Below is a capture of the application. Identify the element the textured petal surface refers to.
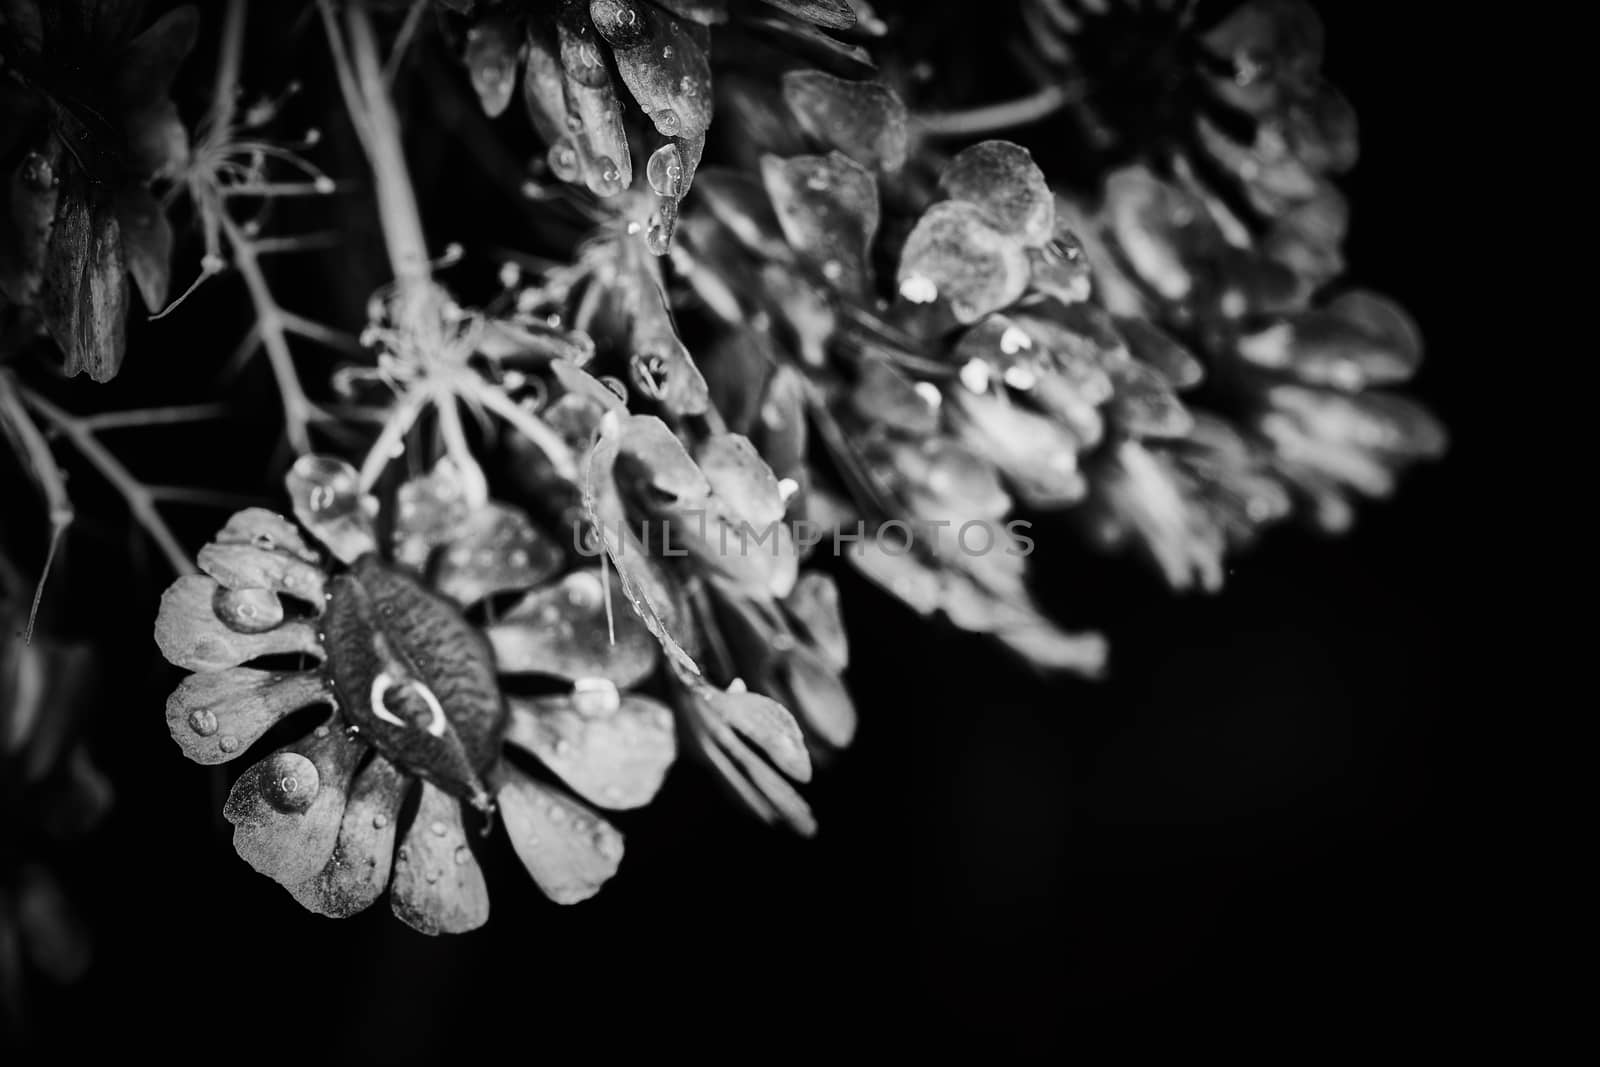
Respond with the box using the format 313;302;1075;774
498;764;625;904
390;781;490;935
288;754;409;918
165;668;330;765
506;691;677;809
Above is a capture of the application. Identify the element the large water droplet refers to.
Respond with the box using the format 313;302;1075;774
645;143;683;199
213;587;285;634
189;710;219;736
261;753;319;813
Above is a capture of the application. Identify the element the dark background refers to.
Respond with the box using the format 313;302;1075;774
12;1;1516;1058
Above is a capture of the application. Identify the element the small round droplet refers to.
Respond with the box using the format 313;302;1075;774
219;735;241;753
425;868;441;884
593;829;622;861
430;820;449;838
899;275;938;304
372;813;390;830
189;709;219;736
652;108;682;136
548;141;582;182
959;358;993;394
454;845;472;865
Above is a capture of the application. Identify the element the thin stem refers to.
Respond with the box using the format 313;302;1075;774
281;311;364;355
917;83;1080;137
358;390;429;492
220;212;318;453
337;0;432;293
383;0;429;85
80;405;231;432
18;388;197;579
460;377;578;483
0;372;73;643
207;0;249;136
434;390;488;507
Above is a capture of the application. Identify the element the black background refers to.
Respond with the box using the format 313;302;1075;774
10;0;1517;1058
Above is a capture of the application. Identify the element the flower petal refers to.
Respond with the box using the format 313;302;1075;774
286;455;376;564
506;692;677;810
760;150;879;295
488;570;659;686
213;508;319;563
896;200;1030;324
116;186;172;311
287;754;409;918
223;727;363;886
390;781;490;935
434;506;566;608
700;683;810;783
754;0;857;29
773;644;855;749
781;70;907;172
464;12;520;117
154;575;322;672
41;184;128;382
556;10;632;196
783;572;849;671
497;764;625;904
196;543;326;603
939;140;1054;247
165;667;330;765
689;716;817;836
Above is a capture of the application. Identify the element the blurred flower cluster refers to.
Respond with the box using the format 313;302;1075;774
1;0;1442;947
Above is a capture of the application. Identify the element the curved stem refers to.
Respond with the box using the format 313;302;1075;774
17;387;197;579
916;83;1079;138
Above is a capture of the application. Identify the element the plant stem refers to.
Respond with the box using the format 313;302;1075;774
220;212;318;453
18;388;197;579
207;0;249;136
917;84;1079;137
339;0;432;294
0;371;73;643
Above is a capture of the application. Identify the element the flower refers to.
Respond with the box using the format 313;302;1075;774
678;80;1107;670
444;0;872;251
0;1;196;379
1018;0;1354;286
153;454;679;931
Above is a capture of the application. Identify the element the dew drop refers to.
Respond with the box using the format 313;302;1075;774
821;260;844;281
594;829;622;861
262;753;318;813
425;867;441;884
899;275;938;304
219;735;240;753
652;108;682;136
372;813;390;829
914;382;944;410
1002;364;1038;391
999;325;1033;355
959;359;992;394
189;710;219;736
548;141;583;182
454;845;471;865
572;677;621;718
430;820;449;838
645;143;683;198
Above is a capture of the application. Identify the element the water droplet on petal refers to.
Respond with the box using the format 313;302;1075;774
572;677;621;718
219;735;240;753
900;275;939;304
652;108;682;136
548;141;582;182
189;710;219;736
645;143;683;199
372;813;389;829
454;845;471;865
430;820;449;838
960;358;992;394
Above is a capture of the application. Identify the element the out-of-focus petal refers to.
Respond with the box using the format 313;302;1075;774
939;140;1055;247
896;200;1031;324
760;150;879;295
781;69;907;172
489;569;660;685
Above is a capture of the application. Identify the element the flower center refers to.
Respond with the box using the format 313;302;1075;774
322;555;507;810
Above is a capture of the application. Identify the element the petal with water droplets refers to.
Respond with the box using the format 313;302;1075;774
702;684;810;783
165;667;330;765
940;140;1054;246
224;728;362;886
391;781;490;935
288;754;409;918
783;572;849;671
154;576;323;672
506;692;677;810
897;201;1030;324
754;0;856;29
489;569;660;686
286;455;375;564
196;543;326;604
498;765;624;904
433;506;565;608
213;508;319;563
